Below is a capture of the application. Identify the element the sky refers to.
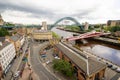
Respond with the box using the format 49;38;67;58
0;0;120;24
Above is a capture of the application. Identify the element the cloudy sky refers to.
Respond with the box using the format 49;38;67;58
0;0;120;24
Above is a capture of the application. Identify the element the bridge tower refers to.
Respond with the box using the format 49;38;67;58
0;14;4;26
41;21;48;30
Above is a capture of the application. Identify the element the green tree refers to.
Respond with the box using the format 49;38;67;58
0;28;9;37
108;26;120;32
5;22;15;27
52;32;60;38
53;59;74;77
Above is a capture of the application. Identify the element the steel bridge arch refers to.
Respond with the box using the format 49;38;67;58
50;17;84;31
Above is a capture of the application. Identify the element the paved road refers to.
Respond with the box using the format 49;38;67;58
30;42;58;80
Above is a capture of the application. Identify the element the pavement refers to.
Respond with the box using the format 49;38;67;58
18;63;39;80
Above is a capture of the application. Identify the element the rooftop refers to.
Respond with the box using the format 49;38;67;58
55;42;106;76
33;30;51;33
0;37;5;42
10;34;22;41
108;20;120;22
0;41;11;50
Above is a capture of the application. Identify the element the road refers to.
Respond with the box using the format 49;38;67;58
30;42;58;80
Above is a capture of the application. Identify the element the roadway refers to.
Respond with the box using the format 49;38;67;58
29;41;58;80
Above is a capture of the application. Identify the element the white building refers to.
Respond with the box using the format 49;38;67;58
0;41;16;74
20;35;25;46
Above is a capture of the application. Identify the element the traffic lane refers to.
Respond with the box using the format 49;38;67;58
30;46;48;80
30;43;57;80
33;46;57;80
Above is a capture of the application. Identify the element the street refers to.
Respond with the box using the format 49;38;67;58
30;41;58;80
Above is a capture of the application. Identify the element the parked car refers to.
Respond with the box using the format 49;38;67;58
14;71;21;78
107;64;113;68
46;60;52;64
54;56;60;59
111;66;118;70
116;68;120;73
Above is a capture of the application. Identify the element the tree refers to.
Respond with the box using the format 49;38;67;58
108;26;120;32
53;59;74;77
52;32;60;38
0;28;9;37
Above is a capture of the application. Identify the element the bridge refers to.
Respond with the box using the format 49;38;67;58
50;17;84;31
66;31;110;41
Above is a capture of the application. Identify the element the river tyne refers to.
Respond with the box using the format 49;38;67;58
52;27;120;66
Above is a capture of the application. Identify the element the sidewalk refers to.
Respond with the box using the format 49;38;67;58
19;63;39;80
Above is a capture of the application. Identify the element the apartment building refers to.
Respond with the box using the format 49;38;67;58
0;41;16;78
107;20;120;26
6;34;25;56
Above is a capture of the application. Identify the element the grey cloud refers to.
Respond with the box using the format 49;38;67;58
70;7;98;20
0;1;55;18
0;0;100;23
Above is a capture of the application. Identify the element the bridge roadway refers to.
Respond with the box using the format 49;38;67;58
29;42;57;80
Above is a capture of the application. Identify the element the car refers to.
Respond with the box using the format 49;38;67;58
97;57;101;61
14;71;21;78
46;60;51;64
54;56;60;59
107;64;113;68
116;68;120;73
111;66;118;70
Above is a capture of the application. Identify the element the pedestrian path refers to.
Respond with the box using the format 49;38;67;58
19;63;39;80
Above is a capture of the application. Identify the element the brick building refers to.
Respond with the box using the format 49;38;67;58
54;42;106;80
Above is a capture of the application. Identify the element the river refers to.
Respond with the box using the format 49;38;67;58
52;27;120;66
